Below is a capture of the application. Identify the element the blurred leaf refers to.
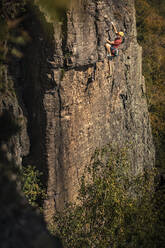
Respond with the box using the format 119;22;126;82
7;16;25;29
11;48;23;58
9;35;26;45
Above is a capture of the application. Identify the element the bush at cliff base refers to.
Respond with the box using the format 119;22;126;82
52;146;160;248
20;165;46;208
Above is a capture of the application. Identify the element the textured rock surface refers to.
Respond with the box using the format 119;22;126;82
0;75;29;167
0;0;155;225
42;0;155;221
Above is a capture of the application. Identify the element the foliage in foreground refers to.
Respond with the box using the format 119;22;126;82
52;146;158;248
20;165;46;208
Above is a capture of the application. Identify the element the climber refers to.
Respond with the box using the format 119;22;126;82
105;22;124;60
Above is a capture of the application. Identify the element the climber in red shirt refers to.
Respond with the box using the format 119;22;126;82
105;22;124;59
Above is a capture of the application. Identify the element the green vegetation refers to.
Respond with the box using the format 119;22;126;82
134;6;165;244
0;1;165;246
51;146;161;248
20;165;46;208
135;0;165;171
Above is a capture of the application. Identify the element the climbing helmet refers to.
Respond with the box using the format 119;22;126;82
118;32;124;37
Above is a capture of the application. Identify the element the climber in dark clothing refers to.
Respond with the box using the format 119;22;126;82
105;22;124;58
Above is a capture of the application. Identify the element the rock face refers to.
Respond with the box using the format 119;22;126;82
1;0;155;224
0;67;30;167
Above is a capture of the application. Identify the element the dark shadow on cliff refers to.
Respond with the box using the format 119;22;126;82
7;2;58;196
0;111;63;248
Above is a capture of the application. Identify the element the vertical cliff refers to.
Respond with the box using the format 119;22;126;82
43;0;155;221
1;0;155;224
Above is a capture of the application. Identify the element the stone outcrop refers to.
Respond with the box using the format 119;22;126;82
1;0;155;225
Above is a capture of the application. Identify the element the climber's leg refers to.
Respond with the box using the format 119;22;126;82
105;43;113;76
105;43;112;56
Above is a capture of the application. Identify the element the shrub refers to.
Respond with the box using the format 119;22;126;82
53;146;157;248
21;165;46;208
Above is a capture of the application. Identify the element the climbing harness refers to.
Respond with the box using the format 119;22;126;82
111;46;119;57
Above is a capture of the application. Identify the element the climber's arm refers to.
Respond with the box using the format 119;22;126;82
111;22;118;34
106;39;115;45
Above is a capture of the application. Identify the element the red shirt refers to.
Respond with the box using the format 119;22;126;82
113;37;122;48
